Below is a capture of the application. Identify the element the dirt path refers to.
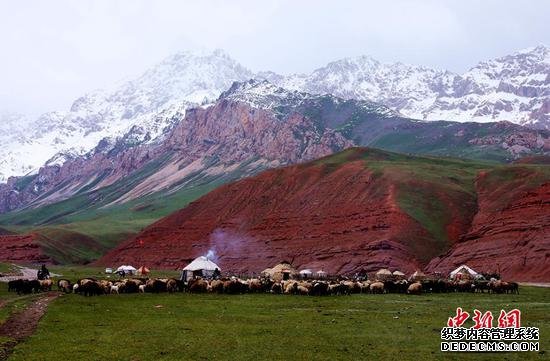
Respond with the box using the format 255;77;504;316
0;292;59;360
0;265;60;283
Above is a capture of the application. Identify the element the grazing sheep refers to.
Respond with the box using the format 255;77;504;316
39;279;53;291
145;279;167;293
344;281;361;294
72;283;79;293
328;282;350;296
506;282;519;294
297;285;309;295
369;281;385;294
209;280;224;293
110;285;120;294
360;281;371;293
224;278;247;294
99;280;112;294
310;281;329;296
271;282;283;294
9;279;37;295
8;280;21;292
188;278;208;293
284;281;298;295
57;279;72;293
407;282;422;295
123;279;140;293
166;278;178;293
78;280;103;296
139;284;146;293
248;279;262;293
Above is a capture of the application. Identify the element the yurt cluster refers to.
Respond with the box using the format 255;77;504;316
23;257;519;297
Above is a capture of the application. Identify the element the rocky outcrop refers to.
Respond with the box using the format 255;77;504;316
0;99;352;213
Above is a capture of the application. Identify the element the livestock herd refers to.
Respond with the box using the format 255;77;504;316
7;276;519;297
7;278;53;294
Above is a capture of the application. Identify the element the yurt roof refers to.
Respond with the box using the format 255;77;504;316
376;268;392;275
450;265;478;276
116;265;137;272
393;270;405;276
183;256;220;272
411;270;426;277
299;269;313;274
269;262;298;275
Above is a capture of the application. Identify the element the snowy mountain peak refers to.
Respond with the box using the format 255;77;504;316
219;79;309;112
1;46;549;183
514;44;549;61
0;49;254;182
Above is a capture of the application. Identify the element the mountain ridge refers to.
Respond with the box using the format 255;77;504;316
1;45;548;182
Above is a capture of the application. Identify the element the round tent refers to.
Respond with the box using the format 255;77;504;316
409;270;426;282
299;269;313;278
116;265;137;275
392;270;406;279
137;266;150;276
450;265;478;280
316;270;327;278
263;262;298;281
375;268;392;281
181;256;220;281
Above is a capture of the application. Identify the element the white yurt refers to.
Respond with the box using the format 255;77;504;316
181;256;220;281
392;270;406;279
116;265;137;275
450;265;479;280
316;270;327;278
409;270;427;282
299;269;313;278
375;268;392;281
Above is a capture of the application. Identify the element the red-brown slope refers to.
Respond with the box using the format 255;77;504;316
427;167;550;281
0;233;54;264
97;149;476;274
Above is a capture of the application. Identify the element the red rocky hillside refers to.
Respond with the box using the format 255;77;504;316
97;148;550;281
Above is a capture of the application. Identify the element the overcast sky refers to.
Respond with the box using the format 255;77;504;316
1;0;548;117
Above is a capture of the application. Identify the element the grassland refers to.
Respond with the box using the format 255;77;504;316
2;286;547;361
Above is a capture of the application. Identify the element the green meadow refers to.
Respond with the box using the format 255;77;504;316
1;283;548;361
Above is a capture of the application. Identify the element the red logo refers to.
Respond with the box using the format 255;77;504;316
472;309;493;329
447;308;522;328
448;307;470;327
498;309;521;328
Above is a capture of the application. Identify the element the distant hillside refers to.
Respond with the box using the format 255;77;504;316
97;147;550;281
0;81;548;266
0;227;14;236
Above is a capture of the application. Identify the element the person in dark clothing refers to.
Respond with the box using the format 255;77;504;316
37;264;50;280
213;268;221;280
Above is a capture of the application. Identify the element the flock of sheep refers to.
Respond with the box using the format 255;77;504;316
8;275;519;296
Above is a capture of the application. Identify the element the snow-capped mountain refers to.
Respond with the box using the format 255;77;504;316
1;46;548;183
220;79;399;119
0;50;253;182
267;45;549;128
